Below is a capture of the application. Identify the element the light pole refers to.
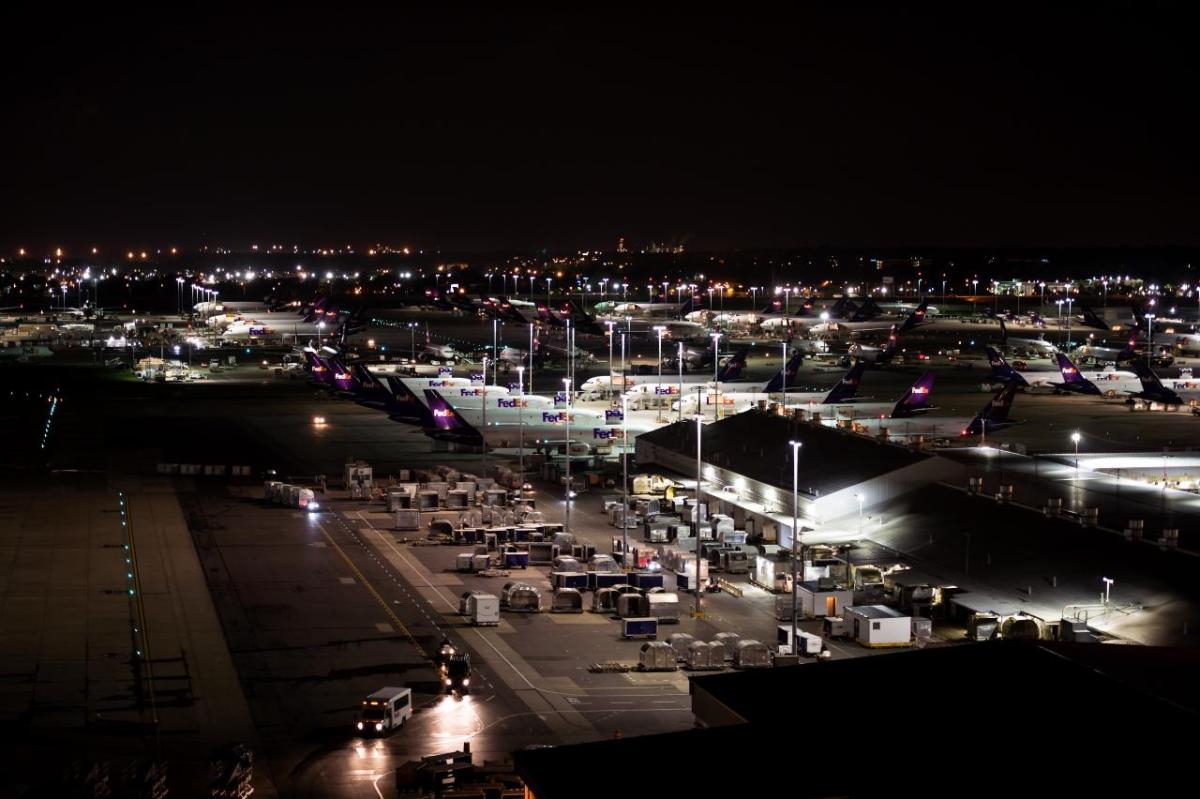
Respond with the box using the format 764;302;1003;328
677;342;684;423
1072;431;1081;482
1146;313;1156;359
942;279;947;307
481;356;489;479
1102;576;1114;605
408;322;417;360
789;440;803;655
751;286;758;312
517;365;525;480
855;493;864;539
317;321;325;348
606;321;615;391
528;323;534;395
1015;281;1021;317
654;326;666;421
693;413;705;618
780;342;788;405
711;332;722;421
622;392;630;566
563;377;572;534
1065;294;1074;346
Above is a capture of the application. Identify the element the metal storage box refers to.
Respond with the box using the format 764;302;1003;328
713;632;741;661
446;490;470;509
732;639;771;669
394;509;420;531
571;543;597;562
588;572;627;591
685;641;722;670
528;541;557;565
592;587;620;613
470;593;500;625
483;489;508;506
552;556;583;573
551;588;584;613
455;554;475;573
667;632;695;660
616;593;649;619
647;592;679;623
501;582;542;612
503;550;529;569
588;554;619;573
417;491;440;510
622;617;658;639
263;480;281;500
551;571;588;590
629;572;664;591
471;554;491;572
638;642;677;671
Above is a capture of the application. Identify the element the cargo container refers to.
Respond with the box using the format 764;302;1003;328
468;593;500;626
551;571;588;590
588;571;628;591
622;617;658;639
732;639;771;668
647;592;680;623
777;625;823;656
551;588;584;613
616;593;650;619
629;572;664;591
638;642;677;671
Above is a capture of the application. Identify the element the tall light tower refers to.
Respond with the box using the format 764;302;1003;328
654;326;666;421
710;332;722;421
517;366;525;479
563;377;572;534
692;413;705;618
789;440;803;655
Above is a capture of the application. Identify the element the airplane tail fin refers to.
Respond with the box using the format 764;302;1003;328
985;346;1029;387
717;347;750;382
822;360;866;403
964;382;1018;435
423;389;483;442
679;297;695;316
1080;305;1110;332
1055;352;1100;394
763;349;805;392
1131;357;1162;390
876;325;899;366
890;371;935;418
899;300;928;333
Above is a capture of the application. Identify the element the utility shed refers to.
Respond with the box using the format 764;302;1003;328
798;580;853;618
845;604;911;647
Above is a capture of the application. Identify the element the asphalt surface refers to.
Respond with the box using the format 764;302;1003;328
6;305;1200;797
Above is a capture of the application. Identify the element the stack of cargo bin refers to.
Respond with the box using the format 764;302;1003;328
686;641;723;671
713;632;741;663
638;642;677;672
732;639;771;669
667;632;695;660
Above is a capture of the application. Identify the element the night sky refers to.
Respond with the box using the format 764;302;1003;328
3;5;1198;252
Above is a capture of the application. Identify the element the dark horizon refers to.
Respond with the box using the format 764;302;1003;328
4;5;1198;252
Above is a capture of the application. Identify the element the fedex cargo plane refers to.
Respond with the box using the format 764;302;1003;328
581;347;750;393
422;389;655;451
962;382;1020;436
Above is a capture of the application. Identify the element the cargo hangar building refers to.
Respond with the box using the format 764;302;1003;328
634;407;961;545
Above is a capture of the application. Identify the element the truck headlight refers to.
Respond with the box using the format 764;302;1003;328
375;723;383;731
444;677;451;685
462;678;469;686
356;722;363;730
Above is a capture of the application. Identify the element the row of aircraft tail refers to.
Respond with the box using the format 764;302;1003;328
985;347;1183;404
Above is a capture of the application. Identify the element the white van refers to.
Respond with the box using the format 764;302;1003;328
355;686;412;735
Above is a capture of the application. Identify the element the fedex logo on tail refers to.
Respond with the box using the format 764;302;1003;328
911;386;930;395
433;407;453;418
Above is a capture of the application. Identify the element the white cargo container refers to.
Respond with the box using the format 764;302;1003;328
469;593;500;625
647;592;680;623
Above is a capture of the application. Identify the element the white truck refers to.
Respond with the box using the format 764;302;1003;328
355;686;412;736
